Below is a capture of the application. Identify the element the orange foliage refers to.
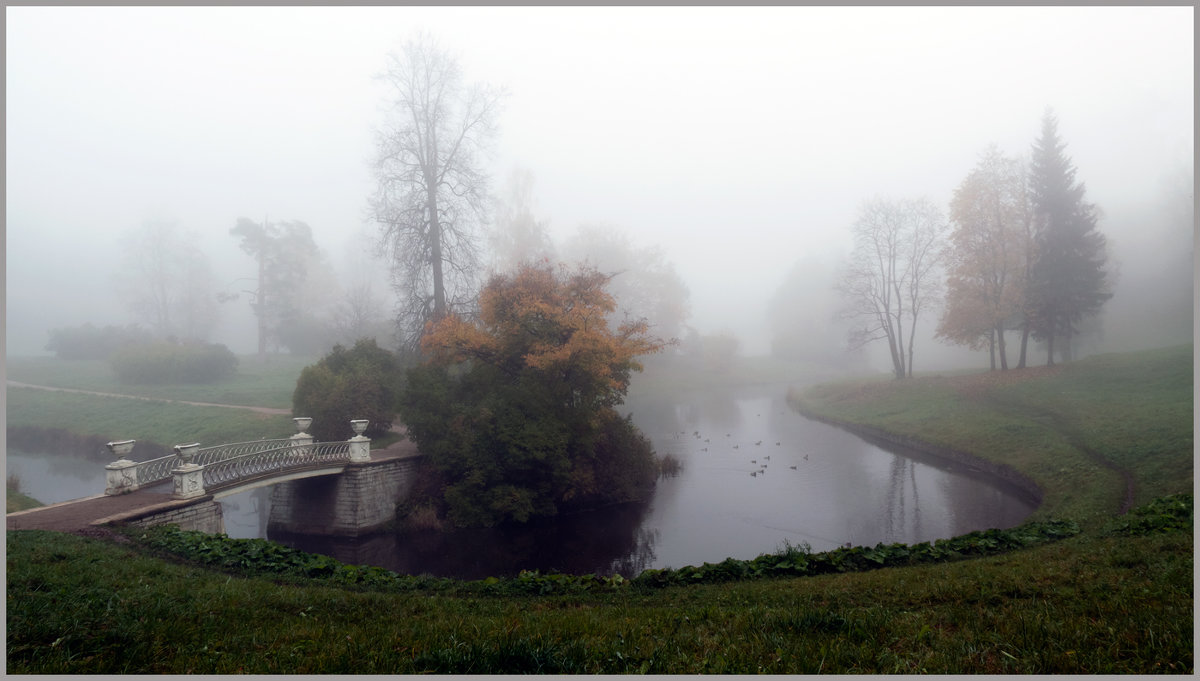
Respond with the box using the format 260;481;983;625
421;262;667;411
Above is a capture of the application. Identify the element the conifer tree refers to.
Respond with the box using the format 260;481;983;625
1026;110;1111;365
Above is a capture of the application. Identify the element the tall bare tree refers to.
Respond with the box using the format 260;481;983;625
369;32;504;350
837;197;946;379
116;219;218;342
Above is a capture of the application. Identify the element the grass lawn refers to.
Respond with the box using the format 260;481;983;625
6;387;296;452
789;344;1193;528
5;344;1193;673
6;354;316;409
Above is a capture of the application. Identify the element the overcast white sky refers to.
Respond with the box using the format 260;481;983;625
5;6;1194;357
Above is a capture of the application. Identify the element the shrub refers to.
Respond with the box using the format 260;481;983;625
109;341;238;384
401;263;667;528
45;323;152;360
291;338;402;442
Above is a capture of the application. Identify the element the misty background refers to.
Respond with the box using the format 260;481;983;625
6;6;1193;370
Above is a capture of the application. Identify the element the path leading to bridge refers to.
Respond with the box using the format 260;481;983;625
7;382;422;534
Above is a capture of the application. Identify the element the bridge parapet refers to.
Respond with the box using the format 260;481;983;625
201;440;353;493
103;418;370;499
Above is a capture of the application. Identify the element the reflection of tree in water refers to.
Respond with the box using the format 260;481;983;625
276;497;660;580
220;486;273;539
882;456;921;543
605;526;659;578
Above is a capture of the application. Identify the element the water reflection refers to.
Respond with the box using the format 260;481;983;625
10;383;1037;580
266;384;1034;578
6;449;105;504
272;499;657;580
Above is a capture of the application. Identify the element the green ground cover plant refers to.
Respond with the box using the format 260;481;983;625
6;505;1190;674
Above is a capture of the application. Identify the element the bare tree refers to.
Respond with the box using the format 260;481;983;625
488;167;555;273
837;197;946;379
116;219;218;342
329;280;393;348
369;32;504;350
561;224;692;344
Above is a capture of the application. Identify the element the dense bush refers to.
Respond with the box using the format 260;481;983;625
109;341;238;384
401;263;667;528
44;323;152;360
292;338;402;442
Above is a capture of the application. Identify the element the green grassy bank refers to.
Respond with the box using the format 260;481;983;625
6;354;313;409
789;344;1193;528
6;355;312;465
6;345;1194;673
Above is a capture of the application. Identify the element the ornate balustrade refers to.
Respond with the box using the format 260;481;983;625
105;417;371;499
202;441;352;491
108;439;295;493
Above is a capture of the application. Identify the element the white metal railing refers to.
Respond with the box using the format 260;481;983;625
105;418;372;498
201;441;352;491
120;439;295;489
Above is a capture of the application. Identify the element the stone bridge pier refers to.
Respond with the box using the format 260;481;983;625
266;450;424;537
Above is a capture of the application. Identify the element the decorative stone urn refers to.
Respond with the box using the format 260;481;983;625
107;439;136;460
348;419;370;462
293;417;313;434
174;443;201;465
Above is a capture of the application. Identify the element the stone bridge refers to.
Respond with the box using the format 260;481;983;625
7;418;425;537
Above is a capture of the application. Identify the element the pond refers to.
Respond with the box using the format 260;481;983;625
8;383;1037;579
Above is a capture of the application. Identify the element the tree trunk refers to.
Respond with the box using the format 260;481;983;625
1046;327;1056;367
887;329;905;380
988;328;996;371
426;168;447;322
997;325;1009;371
1017;322;1030;369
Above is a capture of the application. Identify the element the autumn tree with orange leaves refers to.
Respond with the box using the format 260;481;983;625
936;145;1035;370
399;261;669;528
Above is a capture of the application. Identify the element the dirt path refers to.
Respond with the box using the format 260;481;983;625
959;382;1136;515
6;380;291;415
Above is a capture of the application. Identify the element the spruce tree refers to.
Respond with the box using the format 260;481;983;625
1026;110;1111;365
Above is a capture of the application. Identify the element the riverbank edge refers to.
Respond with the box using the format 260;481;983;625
7;425;172;462
787;400;1045;511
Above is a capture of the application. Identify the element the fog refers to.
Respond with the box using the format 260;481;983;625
6;7;1193;371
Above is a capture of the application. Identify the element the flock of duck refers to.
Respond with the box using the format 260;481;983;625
675;414;810;477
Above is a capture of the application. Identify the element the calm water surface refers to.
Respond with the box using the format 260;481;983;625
8;383;1036;579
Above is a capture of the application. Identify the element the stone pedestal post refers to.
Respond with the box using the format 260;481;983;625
105;439;138;495
172;443;206;500
172;465;206;499
348;419;371;462
291;417;314;455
